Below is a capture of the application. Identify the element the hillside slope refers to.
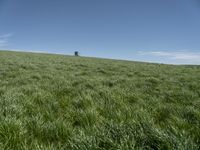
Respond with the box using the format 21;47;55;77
0;51;200;149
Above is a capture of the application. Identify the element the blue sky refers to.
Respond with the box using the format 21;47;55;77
0;0;200;64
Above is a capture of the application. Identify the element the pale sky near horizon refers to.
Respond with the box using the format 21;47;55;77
0;0;200;64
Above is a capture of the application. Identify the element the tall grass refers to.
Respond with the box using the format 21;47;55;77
0;51;200;149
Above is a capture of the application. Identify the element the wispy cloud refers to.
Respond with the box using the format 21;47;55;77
0;33;13;48
138;50;200;64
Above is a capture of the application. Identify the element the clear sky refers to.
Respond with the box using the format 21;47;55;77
0;0;200;64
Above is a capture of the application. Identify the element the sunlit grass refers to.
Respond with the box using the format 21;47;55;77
0;50;200;149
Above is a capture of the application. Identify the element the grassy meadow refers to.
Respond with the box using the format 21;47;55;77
0;50;200;149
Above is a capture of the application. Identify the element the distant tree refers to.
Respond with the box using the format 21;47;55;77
74;51;79;56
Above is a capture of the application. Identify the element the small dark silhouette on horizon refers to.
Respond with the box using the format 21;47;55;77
74;51;79;56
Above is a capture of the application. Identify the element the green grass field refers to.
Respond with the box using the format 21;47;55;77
0;50;200;149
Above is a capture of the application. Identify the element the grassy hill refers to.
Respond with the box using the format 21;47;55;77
0;50;200;149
